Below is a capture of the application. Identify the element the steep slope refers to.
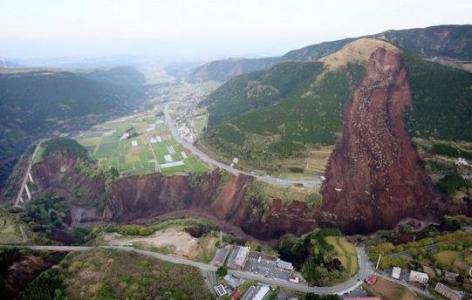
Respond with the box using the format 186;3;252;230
0;67;146;190
321;48;442;233
202;38;472;174
3;137;320;239
189;24;472;82
203;40;397;172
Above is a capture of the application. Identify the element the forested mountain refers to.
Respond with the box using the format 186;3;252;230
202;38;472;172
0;67;146;189
189;24;472;82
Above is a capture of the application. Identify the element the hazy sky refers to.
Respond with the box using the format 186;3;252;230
1;0;471;61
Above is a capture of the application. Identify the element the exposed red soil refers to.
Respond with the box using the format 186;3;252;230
241;198;318;238
32;153;106;224
2;255;53;299
321;48;443;233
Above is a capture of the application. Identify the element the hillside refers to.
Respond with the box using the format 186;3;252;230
4;248;212;299
190;56;281;82
189;24;472;82
0;67;146;190
202;38;472;175
321;48;441;233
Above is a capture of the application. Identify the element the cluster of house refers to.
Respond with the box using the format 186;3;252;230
390;267;465;300
214;280;272;300
211;245;300;299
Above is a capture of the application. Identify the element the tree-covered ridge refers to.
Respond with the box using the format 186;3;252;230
205;62;324;127
203;62;364;165
0;67;146;189
377;24;472;60
189;24;472;82
404;52;472;142
35;138;89;163
203;43;472;170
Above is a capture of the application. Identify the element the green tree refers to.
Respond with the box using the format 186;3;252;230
216;266;228;277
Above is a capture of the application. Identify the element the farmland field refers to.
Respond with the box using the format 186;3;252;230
75;112;208;176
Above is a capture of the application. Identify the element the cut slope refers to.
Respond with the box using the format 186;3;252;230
321;48;441;233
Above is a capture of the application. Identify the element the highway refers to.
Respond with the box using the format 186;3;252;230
164;104;322;188
2;244;373;295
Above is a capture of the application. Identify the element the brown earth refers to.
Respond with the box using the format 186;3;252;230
32;153;107;225
29;151;318;240
104;170;317;239
321;48;443;234
12;46;470;239
1;255;53;299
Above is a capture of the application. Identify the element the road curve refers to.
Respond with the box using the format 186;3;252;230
164;104;322;188
2;244;372;295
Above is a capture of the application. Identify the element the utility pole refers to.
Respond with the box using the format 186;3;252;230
376;254;382;270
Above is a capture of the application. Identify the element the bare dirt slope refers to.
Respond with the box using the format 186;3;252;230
321;48;442;233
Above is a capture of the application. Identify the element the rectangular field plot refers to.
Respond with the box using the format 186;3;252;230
74;113;208;176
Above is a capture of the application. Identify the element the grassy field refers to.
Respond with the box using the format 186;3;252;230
434;250;461;268
325;236;358;276
0;207;27;244
75;112;208;176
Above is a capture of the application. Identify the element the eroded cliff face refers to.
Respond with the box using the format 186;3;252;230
241;199;318;239
32;153;107;224
27;150;319;239
104;170;245;222
1;255;53;299
321;48;442;233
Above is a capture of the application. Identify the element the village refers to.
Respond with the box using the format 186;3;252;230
209;245;302;299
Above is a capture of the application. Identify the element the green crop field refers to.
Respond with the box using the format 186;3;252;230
75;112;208;176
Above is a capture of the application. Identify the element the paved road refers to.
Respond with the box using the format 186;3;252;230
2;244;373;295
164;104;322;188
14;142;41;207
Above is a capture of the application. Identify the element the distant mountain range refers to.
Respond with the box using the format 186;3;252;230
0;66;146;189
190;24;472;82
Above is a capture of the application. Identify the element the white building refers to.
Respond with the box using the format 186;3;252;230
276;258;294;271
131;140;138;147
408;270;429;284
213;284;229;297
253;285;270;300
228;246;250;269
391;267;401;279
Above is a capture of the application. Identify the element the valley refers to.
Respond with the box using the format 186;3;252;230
0;21;472;300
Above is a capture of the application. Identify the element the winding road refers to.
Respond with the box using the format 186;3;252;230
1;244;373;295
164;104;322;188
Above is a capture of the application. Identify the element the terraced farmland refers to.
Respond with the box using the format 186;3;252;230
75;112;208;176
